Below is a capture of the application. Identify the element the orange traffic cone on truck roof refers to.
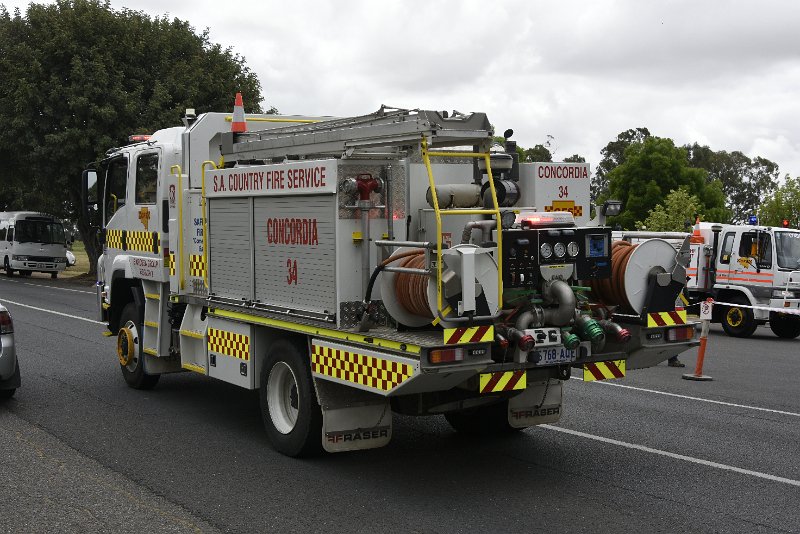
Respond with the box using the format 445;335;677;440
231;92;247;133
690;216;704;244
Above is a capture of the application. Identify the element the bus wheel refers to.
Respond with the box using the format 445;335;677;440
720;296;757;338
259;339;323;457
769;312;800;339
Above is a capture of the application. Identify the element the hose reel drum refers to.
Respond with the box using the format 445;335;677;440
380;245;500;328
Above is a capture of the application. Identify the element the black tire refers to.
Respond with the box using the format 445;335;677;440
117;302;160;390
0;388;15;399
720;296;757;338
770;312;800;339
445;399;520;435
50;272;57;279
259;339;323;457
20;270;31;277
4;257;12;277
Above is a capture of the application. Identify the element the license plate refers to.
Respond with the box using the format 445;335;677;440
532;347;576;365
36;263;45;268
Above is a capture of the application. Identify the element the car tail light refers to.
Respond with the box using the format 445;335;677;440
667;326;694;342
0;310;13;334
429;348;464;364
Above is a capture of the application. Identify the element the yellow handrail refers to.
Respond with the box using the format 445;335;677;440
200;160;217;289
420;139;503;316
169;165;185;290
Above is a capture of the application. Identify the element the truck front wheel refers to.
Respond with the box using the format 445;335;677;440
720;297;757;338
259;339;323;457
769;312;800;339
4;257;12;277
117;303;160;390
445;400;520;435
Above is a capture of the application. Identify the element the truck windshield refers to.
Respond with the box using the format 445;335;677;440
776;231;800;269
15;220;66;244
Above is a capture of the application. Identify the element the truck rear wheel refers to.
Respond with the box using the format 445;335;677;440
445;400;520;435
720;297;757;338
117;303;160;390
259;339;323;457
769;312;800;339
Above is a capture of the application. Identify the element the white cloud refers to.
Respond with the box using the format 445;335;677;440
3;0;800;178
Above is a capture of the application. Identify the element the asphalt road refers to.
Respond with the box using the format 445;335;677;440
1;274;798;533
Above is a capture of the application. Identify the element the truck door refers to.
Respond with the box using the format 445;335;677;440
102;155;129;272
131;150;161;241
733;231;773;288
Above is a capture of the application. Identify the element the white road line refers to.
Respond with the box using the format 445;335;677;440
2;299;105;325
542;424;800;487
0;278;94;294
570;374;800;417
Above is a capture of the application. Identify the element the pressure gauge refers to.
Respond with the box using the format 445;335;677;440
540;242;553;259
567;241;580;257
554;242;566;258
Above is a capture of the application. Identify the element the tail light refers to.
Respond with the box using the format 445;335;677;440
429;348;465;364
0;310;13;334
667;326;695;342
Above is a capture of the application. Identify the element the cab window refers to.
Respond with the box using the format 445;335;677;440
738;232;772;269
135;153;159;205
719;233;734;264
105;157;128;223
0;225;6;241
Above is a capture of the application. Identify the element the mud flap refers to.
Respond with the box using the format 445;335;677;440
507;378;563;428
314;378;392;453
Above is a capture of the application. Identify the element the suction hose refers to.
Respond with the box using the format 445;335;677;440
586;241;638;312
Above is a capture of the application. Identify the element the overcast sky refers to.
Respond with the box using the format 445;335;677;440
5;0;800;181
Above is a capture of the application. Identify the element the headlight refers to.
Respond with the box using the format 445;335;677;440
12;255;28;261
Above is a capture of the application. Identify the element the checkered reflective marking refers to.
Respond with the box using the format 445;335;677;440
106;229;124;249
169;253;176;276
207;327;250;361
127;230;159;253
311;344;414;392
190;254;206;278
544;201;583;217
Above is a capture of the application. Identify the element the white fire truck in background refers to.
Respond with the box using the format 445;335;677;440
83;100;698;456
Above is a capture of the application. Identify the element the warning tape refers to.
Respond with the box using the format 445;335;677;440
703;301;800;316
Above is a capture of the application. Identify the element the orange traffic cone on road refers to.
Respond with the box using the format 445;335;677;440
231;92;247;133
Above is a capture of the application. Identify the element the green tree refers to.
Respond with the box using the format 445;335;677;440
593;127;650;201
0;0;264;273
758;176;800;227
685;143;779;223
605;137;728;229
563;154;585;163
636;188;701;232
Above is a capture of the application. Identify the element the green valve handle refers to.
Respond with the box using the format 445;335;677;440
560;329;581;350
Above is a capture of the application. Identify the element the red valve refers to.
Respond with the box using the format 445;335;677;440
355;173;380;201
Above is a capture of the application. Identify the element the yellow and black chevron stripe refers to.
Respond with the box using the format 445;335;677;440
443;325;494;345
311;344;413;392
207;327;250;361
647;309;687;327
583;360;625;382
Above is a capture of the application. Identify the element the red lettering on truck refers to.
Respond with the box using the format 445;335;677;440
266;218;319;246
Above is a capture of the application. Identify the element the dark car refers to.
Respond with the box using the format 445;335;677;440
0;303;20;399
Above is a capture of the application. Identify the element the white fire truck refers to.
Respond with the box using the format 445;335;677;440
83;103;698;456
685;222;800;337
